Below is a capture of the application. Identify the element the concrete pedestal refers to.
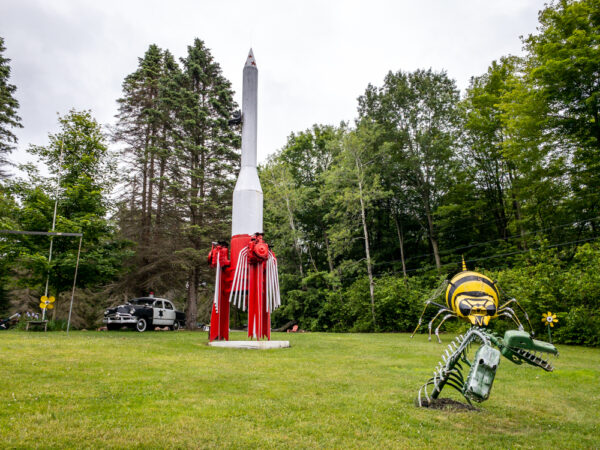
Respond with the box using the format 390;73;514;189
208;340;290;349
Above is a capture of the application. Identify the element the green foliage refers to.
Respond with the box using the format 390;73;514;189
113;44;186;296
270;243;600;346
358;69;461;269
524;0;600;151
0;187;19;314
485;243;600;345
2;3;599;344
171;39;240;327
261;124;344;278
372;276;428;332
2;110;129;325
261;2;600;345
555;306;600;346
343;277;378;332
519;0;600;239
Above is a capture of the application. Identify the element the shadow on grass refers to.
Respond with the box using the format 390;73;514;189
417;398;480;412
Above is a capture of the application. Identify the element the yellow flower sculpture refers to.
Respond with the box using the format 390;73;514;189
542;311;558;327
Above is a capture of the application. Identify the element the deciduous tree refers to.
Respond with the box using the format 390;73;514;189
358;69;461;269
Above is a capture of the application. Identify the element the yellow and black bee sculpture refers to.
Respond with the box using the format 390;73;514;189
411;257;533;343
412;258;557;407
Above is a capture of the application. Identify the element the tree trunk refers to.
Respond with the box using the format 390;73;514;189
130;176;138;215
324;230;334;273
424;200;441;269
156;156;166;227
273;320;295;332
140;142;148;245
284;195;304;278
156;127;168;227
494;168;509;241
507;169;527;249
186;268;198;330
356;158;376;329
512;194;526;249
307;245;319;273
51;288;59;321
393;214;408;282
147;147;155;237
189;146;201;248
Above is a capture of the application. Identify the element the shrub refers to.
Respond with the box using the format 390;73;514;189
554;306;600;347
271;244;600;346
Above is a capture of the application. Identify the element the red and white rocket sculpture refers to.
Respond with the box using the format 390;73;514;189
207;50;281;341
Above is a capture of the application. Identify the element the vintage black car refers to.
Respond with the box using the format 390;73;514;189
103;297;186;332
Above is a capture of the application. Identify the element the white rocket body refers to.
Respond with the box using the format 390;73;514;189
232;49;263;237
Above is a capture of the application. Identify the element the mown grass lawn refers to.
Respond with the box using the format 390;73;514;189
0;330;598;449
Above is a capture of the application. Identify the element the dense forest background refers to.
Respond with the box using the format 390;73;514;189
1;0;599;345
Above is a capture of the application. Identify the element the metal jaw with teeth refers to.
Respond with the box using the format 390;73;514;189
416;327;558;407
499;329;558;371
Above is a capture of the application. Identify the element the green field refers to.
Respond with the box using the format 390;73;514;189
0;331;598;449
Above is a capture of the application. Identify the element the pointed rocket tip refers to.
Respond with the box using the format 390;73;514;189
245;49;257;68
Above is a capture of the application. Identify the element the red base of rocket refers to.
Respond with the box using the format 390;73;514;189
209;234;274;341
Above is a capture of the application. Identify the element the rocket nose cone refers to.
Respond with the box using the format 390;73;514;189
245;49;257;68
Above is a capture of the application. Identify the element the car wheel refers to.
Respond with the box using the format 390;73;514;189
136;318;147;332
172;321;180;331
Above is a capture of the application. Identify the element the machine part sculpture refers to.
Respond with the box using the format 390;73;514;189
207;50;282;341
0;313;20;330
413;258;558;407
209;234;281;341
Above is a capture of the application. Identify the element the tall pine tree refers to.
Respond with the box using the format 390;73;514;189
0;36;22;178
114;45;187;297
176;39;239;329
113;40;239;328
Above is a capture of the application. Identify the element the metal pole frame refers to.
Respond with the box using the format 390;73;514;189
66;235;83;334
43;140;64;321
0;229;83;333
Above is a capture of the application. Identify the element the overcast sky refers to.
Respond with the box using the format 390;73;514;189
1;0;546;168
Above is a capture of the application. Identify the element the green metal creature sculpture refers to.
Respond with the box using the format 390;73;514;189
412;258;558;407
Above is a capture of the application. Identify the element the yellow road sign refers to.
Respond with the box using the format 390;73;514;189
48;296;55;303
41;295;48;302
40;302;47;309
